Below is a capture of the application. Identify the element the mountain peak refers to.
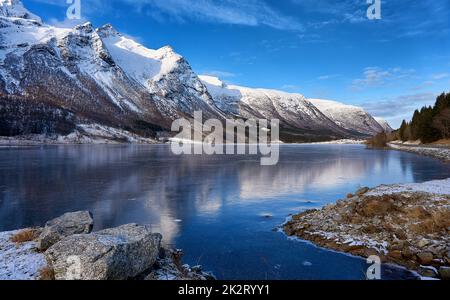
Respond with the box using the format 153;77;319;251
374;117;393;132
0;0;41;22
74;22;94;34
158;45;175;55
97;24;120;38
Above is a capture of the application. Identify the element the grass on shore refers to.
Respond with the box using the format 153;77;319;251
38;266;55;280
430;139;450;146
9;228;40;244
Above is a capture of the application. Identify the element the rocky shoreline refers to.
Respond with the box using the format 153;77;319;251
388;143;450;163
0;211;214;280
283;179;450;280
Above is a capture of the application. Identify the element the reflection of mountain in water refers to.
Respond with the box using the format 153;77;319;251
1;145;450;245
238;146;397;200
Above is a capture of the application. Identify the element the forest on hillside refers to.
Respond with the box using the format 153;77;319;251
398;92;450;143
368;92;450;147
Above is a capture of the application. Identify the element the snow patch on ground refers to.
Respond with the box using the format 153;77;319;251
307;139;366;145
367;178;450;196
0;230;47;280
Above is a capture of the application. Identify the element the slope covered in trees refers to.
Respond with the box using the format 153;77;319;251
398;93;450;143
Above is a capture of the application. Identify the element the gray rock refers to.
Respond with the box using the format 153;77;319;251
37;211;94;251
45;224;162;280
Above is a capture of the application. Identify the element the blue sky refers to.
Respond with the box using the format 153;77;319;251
24;0;450;128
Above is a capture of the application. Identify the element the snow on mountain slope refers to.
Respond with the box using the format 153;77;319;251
199;75;241;114
97;24;222;120
0;0;41;21
309;99;384;136
99;26;172;87
374;117;393;132
200;75;351;140
0;1;223;140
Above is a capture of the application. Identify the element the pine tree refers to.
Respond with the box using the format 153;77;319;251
434;93;450;115
399;120;408;142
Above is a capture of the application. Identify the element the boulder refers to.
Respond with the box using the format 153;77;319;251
355;187;370;196
417;252;434;265
37;211;94;251
45;224;162;280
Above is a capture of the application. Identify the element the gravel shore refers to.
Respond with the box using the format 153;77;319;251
283;179;450;280
388;143;450;163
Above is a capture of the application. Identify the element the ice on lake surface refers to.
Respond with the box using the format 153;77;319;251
1;144;449;280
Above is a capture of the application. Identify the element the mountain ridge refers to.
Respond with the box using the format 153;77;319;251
0;0;390;143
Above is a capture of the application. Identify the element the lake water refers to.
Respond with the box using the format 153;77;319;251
1;144;449;279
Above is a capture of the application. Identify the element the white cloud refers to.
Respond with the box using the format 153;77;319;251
201;70;237;78
351;67;416;90
411;81;434;91
317;74;340;80
32;0;304;31
361;92;438;127
95;0;302;31
281;84;301;92
432;73;449;80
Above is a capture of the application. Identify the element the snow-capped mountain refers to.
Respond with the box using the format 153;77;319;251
308;99;385;136
374;117;393;132
199;75;353;142
0;0;385;143
0;0;222;141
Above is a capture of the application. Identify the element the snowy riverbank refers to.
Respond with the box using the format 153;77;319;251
283;179;450;280
307;139;366;145
388;142;450;163
0;124;157;146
